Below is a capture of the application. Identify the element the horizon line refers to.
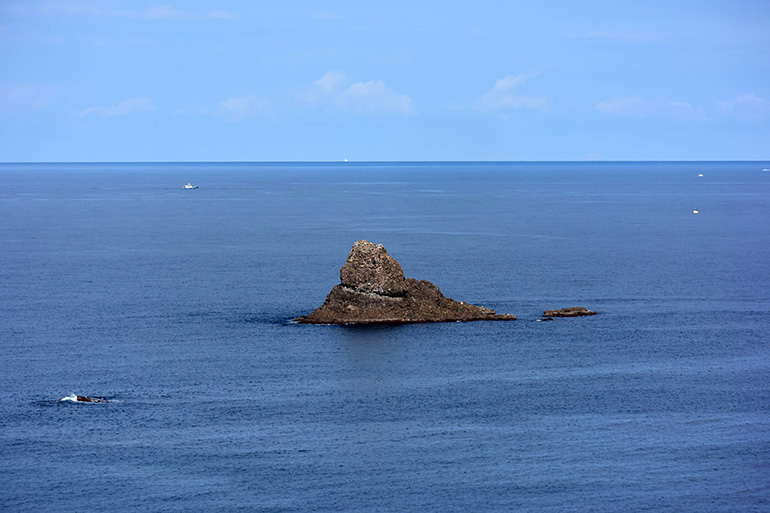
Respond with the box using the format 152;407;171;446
1;159;768;165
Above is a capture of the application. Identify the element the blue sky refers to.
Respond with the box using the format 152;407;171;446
1;1;769;161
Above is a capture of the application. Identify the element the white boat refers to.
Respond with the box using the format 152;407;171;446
692;209;699;214
184;182;198;189
698;173;703;177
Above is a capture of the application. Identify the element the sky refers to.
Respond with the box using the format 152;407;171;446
1;0;769;162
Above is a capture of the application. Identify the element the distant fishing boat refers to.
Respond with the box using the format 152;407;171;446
698;173;703;177
692;209;699;214
184;182;198;189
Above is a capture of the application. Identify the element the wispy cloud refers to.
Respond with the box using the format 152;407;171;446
297;72;415;115
8;2;240;21
315;70;347;94
580;31;663;43
336;81;414;115
718;93;770;122
6;1;112;17
77;97;154;118
203;95;274;122
294;70;346;106
595;95;706;120
143;5;241;21
476;72;550;114
144;5;192;20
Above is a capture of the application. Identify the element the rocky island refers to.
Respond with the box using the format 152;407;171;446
542;307;597;317
296;240;516;324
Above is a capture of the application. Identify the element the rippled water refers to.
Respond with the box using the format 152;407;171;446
1;162;769;512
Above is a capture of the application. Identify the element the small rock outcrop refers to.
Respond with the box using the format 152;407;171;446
296;240;516;324
60;394;109;403
76;395;106;403
543;306;596;317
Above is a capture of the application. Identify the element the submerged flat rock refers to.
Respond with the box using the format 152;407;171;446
296;240;516;324
543;306;597;317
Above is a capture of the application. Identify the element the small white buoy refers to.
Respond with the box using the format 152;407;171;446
692;209;699;214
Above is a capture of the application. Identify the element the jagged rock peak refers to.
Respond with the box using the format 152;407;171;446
296;240;516;325
339;240;407;296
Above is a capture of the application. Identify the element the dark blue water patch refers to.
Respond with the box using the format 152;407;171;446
1;162;769;512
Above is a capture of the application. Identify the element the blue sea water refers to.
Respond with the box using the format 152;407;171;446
1;161;769;512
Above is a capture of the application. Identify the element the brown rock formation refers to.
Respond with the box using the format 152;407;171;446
296;240;516;324
339;239;407;296
542;306;596;317
74;395;108;403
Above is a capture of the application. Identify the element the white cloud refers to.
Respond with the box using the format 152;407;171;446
294;71;346;106
297;72;414;115
477;72;549;112
143;5;241;21
336;81;415;115
718;93;770;122
595;95;646;116
77;97;154;118
595;95;706;120
204;95;274;122
144;5;189;20
315;70;347;94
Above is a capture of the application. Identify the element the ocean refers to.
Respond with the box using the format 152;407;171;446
1;161;768;512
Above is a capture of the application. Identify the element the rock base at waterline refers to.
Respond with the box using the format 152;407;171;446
542;307;596;317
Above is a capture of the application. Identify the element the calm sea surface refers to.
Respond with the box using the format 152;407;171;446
1;161;769;512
